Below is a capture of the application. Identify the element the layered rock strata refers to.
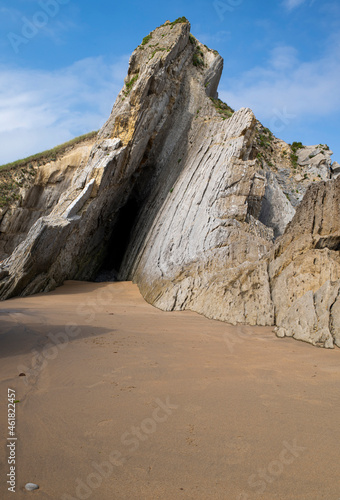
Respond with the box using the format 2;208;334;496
0;18;339;348
270;177;340;347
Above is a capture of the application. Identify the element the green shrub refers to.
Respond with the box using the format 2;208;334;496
258;134;270;148
209;97;234;119
141;34;152;45
291;141;304;153
318;144;329;150
193;54;203;66
169;17;188;28
290;153;298;168
124;73;139;96
263;127;273;140
193;48;204;67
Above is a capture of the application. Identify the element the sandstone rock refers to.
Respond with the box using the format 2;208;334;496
0;19;226;300
0;139;94;261
0;18;338;349
270;177;340;348
297;145;332;181
331;161;340;179
121;108;275;326
259;171;295;238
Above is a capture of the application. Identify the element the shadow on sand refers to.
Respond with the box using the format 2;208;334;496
0;311;114;360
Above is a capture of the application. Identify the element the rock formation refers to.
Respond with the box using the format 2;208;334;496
0;18;339;348
0;136;95;261
270;177;340;347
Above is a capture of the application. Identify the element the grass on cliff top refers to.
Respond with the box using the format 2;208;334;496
167;16;188;28
289;142;304;169
210;97;234;119
290;141;304;153
140;17;189;46
0;131;98;173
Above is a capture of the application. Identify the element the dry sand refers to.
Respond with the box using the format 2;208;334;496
0;281;340;500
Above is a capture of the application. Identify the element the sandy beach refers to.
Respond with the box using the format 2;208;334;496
1;281;340;499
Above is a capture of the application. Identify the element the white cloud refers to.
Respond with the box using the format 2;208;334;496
283;0;307;10
0;7;22;19
219;42;340;135
269;46;298;70
0;55;129;164
282;0;317;10
194;30;231;46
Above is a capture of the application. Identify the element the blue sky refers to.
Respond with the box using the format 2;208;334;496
0;0;339;164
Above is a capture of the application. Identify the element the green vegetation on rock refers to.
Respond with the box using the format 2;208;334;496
263;127;273;140
290;153;298;168
0;179;23;207
291;141;304;153
0;131;98;173
209;97;234;119
141;34;152;45
258;128;274;149
124;73;139;95
193;47;204;67
169;17;188;28
150;47;167;59
288;142;304;169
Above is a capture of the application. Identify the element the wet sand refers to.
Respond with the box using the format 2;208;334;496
0;281;340;499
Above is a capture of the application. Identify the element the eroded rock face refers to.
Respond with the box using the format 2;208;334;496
121;108;275;326
0;140;94;261
0;20;225;298
270;177;340;347
0;18;339;348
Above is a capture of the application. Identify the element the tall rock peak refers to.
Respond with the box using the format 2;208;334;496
0;18;339;348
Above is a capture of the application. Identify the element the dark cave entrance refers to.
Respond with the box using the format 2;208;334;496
95;197;141;282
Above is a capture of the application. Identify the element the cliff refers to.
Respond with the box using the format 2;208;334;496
0;18;339;348
0;133;96;261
